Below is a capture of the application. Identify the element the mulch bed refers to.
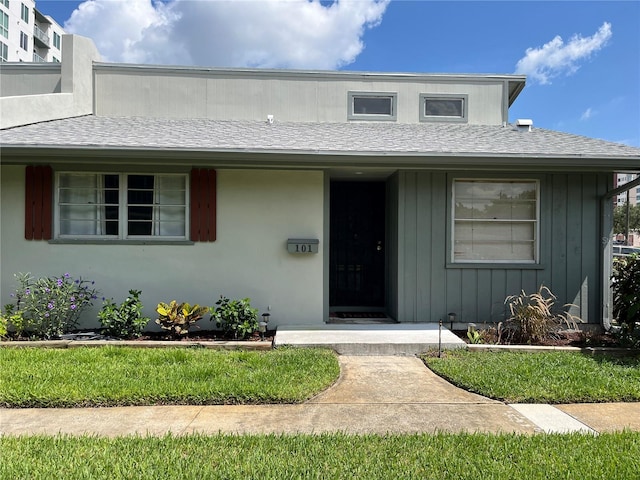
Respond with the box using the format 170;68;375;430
453;329;623;348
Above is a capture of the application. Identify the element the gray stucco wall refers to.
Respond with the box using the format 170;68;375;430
93;66;509;125
0;165;325;330
394;170;611;325
0;64;62;97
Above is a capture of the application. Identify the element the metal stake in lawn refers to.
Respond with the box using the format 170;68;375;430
438;318;442;358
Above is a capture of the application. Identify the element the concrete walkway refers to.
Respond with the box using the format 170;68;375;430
274;323;466;355
3;355;639;436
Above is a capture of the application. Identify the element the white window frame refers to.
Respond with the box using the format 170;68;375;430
451;178;539;264
20;2;28;23
55;172;189;241
420;94;468;123
0;11;8;38
53;31;60;49
348;91;397;121
19;30;27;50
0;41;7;61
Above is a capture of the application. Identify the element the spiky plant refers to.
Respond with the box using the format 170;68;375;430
502;285;580;344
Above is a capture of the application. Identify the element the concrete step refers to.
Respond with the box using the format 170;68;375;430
274;323;466;355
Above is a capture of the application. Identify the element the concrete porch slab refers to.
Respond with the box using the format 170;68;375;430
274;323;466;355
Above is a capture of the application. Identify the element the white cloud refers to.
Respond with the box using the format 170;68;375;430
515;22;612;84
580;107;593;121
64;0;389;69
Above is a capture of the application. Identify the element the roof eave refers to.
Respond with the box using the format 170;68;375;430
1;145;638;172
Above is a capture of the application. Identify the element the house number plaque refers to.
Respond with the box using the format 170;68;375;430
287;239;319;254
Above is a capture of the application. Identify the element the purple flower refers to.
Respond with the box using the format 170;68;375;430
56;279;63;287
101;297;106;301
70;296;75;302
10;293;15;298
74;280;80;284
44;313;50;317
45;288;50;293
25;289;31;295
92;295;97;300
64;273;70;278
70;304;77;310
47;303;54;309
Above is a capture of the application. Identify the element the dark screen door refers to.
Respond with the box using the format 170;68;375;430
330;181;385;307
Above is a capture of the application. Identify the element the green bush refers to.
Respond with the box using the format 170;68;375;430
98;290;149;339
211;296;258;339
0;304;25;338
5;272;99;339
612;254;640;347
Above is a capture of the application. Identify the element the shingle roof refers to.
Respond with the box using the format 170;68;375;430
2;115;639;161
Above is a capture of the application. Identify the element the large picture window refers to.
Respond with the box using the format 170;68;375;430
452;179;538;263
56;173;187;239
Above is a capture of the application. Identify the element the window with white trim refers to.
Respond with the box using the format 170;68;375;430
420;94;467;122
452;179;538;263
20;2;28;23
348;92;397;121
0;11;8;38
0;41;7;61
53;31;60;49
56;173;188;239
19;30;27;50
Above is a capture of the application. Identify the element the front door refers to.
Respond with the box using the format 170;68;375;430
330;181;386;307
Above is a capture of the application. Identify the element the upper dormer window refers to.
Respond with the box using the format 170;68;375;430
348;92;397;121
420;94;468;123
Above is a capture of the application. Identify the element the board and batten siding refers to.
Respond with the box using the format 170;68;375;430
395;170;610;325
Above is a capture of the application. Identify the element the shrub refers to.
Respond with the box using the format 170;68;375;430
6;272;99;339
0;311;7;339
98;290;149;339
501;285;580;344
611;255;640;347
0;304;25;338
211;296;258;339
155;301;209;338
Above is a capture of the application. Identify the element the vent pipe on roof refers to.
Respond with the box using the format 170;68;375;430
267;114;274;125
515;118;533;132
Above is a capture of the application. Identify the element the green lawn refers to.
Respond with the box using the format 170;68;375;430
423;350;640;403
1;432;639;479
0;346;339;407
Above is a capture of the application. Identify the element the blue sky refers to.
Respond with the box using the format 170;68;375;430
38;0;639;147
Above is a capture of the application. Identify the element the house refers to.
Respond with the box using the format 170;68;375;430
1;35;639;332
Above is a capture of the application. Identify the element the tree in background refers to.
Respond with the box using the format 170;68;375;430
614;204;640;236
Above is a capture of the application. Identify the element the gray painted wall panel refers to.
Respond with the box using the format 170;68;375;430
395;170;609;325
0;67;61;97
386;174;399;320
428;173;448;321
94;69;507;125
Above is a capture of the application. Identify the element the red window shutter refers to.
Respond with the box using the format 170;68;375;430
25;165;53;240
190;168;217;241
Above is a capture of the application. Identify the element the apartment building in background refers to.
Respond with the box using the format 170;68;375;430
0;0;65;62
615;173;639;206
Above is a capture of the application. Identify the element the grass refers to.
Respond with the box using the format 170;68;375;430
423;350;640;403
1;432;639;479
0;346;339;407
